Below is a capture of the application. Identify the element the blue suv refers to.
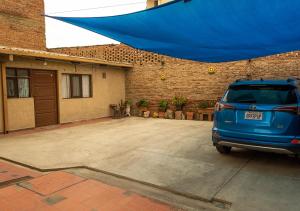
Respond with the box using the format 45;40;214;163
212;78;300;155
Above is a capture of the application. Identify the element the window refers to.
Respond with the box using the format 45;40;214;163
224;85;298;105
154;0;159;7
62;74;92;98
71;75;81;97
62;74;70;98
6;69;30;98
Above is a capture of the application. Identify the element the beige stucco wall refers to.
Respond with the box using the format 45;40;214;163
7;98;35;131
2;56;126;131
59;65;126;123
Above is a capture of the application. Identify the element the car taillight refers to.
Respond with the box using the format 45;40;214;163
274;106;300;115
291;139;300;144
215;102;235;112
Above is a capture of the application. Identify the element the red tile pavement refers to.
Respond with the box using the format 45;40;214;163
18;171;86;196
0;186;50;211
0;161;177;211
51;179;174;211
0;161;41;185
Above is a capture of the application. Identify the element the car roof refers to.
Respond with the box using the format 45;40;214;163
230;79;298;87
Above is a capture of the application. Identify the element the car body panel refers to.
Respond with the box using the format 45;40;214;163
213;79;300;154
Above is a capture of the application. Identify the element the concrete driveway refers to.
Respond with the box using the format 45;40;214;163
0;118;299;211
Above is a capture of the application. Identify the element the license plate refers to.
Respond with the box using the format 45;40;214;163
245;111;263;120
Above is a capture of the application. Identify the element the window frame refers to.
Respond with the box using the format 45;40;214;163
62;74;92;99
6;68;31;98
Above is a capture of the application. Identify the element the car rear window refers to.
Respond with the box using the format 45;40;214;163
223;85;298;105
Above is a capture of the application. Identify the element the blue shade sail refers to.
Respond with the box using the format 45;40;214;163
47;0;300;63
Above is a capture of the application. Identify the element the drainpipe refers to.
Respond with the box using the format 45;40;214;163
1;62;8;134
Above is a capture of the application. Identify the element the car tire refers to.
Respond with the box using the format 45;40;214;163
216;144;232;154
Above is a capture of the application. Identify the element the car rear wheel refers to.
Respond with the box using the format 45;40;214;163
216;144;232;154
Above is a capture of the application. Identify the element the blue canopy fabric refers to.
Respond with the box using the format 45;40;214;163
47;0;300;63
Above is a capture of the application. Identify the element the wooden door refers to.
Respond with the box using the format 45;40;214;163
31;70;58;127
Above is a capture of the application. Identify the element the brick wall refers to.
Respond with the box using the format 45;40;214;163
147;0;172;8
50;45;300;111
0;0;46;50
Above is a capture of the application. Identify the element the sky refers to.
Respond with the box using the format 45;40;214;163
44;0;147;48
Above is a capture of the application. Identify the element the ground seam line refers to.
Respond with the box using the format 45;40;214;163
43;179;89;196
211;155;254;203
18;178;88;197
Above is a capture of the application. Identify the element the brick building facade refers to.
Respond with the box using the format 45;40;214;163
50;45;300;111
0;0;46;50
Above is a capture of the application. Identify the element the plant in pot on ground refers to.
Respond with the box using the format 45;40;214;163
198;101;209;110
125;99;133;116
152;112;159;118
158;100;168;118
186;111;194;120
172;96;187;120
186;105;194;120
198;101;214;121
136;99;150;118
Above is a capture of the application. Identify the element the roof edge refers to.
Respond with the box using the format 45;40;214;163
0;46;133;68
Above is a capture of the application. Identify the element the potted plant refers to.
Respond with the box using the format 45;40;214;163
125;99;132;117
166;109;174;119
186;111;194;120
143;111;150;118
172;96;187;120
198;101;209;110
158;100;168;118
137;99;149;111
152;112;159;118
136;99;150;117
198;101;214;121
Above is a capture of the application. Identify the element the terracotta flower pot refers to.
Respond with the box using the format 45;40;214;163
143;111;150;118
186;112;194;120
175;111;183;120
152;112;159;118
158;112;166;118
166;109;174;119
